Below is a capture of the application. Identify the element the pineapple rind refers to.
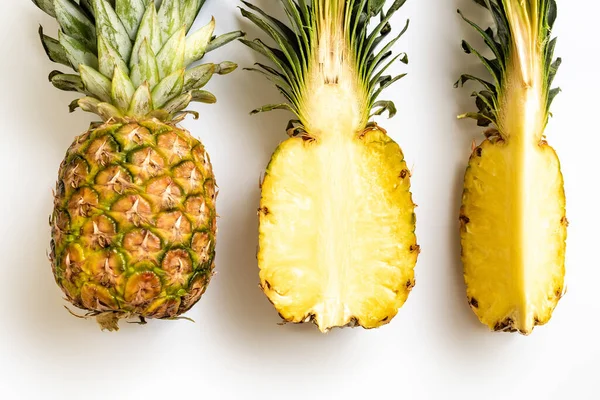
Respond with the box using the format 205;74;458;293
50;119;217;329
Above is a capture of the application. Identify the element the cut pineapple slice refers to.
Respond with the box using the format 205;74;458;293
259;129;418;331
461;138;566;333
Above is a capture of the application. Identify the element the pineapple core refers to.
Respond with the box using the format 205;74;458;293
258;45;418;331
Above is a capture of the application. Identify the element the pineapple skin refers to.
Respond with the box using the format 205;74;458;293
258;127;419;332
50;119;217;330
460;137;567;334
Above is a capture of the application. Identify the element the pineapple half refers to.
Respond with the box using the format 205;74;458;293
457;0;566;334
35;0;242;330
241;0;419;332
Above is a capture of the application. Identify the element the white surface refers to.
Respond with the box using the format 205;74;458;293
0;1;598;399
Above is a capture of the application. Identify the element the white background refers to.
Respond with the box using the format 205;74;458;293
0;0;598;399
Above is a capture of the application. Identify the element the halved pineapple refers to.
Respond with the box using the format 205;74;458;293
242;0;418;331
260;129;417;330
457;0;566;334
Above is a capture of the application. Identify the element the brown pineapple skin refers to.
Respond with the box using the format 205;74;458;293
49;119;217;328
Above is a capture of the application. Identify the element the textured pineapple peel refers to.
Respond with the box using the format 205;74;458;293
243;0;417;331
457;0;566;334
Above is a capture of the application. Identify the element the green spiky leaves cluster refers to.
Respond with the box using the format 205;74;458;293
34;0;243;122
240;0;409;130
456;0;561;129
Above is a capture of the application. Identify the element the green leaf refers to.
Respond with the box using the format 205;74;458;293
371;100;397;118
97;102;125;120
163;92;192;113
250;103;295;115
53;0;97;52
240;7;301;83
184;17;215;65
116;0;147;39
79;64;112;102
33;0;56;17
38;26;70;67
131;39;160;88
157;0;182;41
79;0;95;19
190;89;216;104
59;31;99;70
181;0;204;32
98;36;129;78
372;73;406;99
70;96;98;112
548;87;561;110
72;97;124;120
206;31;245;53
72;96;101;113
157;27;185;79
111;66;135;111
49;70;85;92
128;82;153;116
131;3;161;66
92;0;132;62
183;63;215;91
215;61;237;75
151;69;184;108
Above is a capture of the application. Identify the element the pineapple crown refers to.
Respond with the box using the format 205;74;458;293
34;0;244;122
456;0;561;130
240;0;409;133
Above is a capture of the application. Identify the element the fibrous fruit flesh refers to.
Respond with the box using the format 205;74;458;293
34;0;242;330
242;0;418;332
457;0;566;334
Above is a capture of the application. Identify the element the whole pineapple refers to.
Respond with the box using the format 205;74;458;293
35;0;242;330
242;0;418;332
457;0;566;334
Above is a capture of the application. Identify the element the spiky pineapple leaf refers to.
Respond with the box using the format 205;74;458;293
128;82;153;115
184;17;215;65
241;0;410;128
80;64;112;102
157;0;181;40
98;35;129;78
131;39;160;88
59;31;99;70
183;63;216;91
49;71;85;92
157;27;186;79
33;0;56;17
39;26;70;67
115;0;146;39
36;0;241;121
182;0;205;32
457;0;561;128
111;66;135;111
152;69;184;108
54;0;97;52
92;0;132;61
